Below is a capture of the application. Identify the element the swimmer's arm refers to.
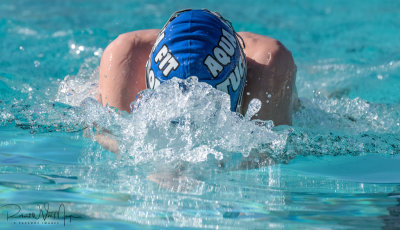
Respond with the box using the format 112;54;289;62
94;130;120;154
94;29;160;154
99;29;159;112
83;122;120;154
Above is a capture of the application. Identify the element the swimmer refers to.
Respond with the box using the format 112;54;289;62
98;9;298;125
94;9;298;153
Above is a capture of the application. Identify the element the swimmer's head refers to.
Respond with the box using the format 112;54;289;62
145;9;247;112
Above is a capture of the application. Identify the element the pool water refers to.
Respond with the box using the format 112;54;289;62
1;0;400;229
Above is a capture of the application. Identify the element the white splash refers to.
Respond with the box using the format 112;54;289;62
57;66;287;167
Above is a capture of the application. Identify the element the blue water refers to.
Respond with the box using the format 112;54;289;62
1;0;400;229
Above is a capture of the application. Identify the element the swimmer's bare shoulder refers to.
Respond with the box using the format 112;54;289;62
98;29;160;111
238;32;298;125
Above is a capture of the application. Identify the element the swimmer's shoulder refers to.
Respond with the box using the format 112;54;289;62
237;32;295;73
238;32;278;44
237;32;288;57
105;29;160;54
120;29;160;45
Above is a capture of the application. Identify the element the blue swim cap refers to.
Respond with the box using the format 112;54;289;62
145;9;247;112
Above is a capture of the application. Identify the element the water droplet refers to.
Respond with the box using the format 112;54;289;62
286;86;290;89
94;48;103;57
377;74;383;80
267;94;272;98
245;98;261;120
70;44;76;49
34;60;40;67
266;100;269;104
19;46;24;51
246;92;250;96
78;45;85;51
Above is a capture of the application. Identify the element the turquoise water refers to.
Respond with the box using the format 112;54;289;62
1;0;400;229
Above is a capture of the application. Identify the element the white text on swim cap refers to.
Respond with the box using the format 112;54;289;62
216;55;246;93
154;44;180;77
151;32;165;53
203;29;237;78
146;61;161;89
